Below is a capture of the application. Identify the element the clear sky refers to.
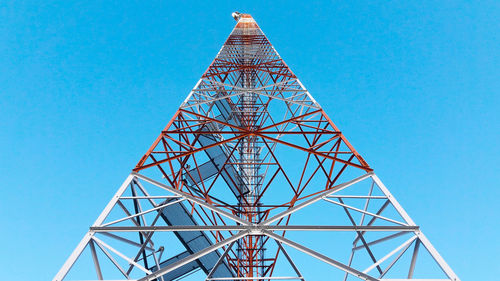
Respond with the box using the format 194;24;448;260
0;1;498;280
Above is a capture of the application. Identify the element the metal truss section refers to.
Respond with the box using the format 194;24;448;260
54;12;460;281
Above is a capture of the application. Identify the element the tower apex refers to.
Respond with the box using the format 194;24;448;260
232;11;241;21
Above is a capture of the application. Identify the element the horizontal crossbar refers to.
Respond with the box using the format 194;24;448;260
90;225;419;232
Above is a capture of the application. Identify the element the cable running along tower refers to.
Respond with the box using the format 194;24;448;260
54;12;461;281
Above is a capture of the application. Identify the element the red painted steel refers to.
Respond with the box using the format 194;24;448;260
133;13;371;279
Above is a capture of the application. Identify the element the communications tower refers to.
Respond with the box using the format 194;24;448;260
54;12;461;281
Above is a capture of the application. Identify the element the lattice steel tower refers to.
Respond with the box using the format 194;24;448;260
54;12;461;281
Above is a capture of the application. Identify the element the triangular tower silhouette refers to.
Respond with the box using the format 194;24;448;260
54;12;460;281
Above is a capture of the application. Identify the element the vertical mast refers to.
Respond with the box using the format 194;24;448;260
233;12;265;279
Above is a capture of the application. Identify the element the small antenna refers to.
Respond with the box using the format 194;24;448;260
232;11;241;21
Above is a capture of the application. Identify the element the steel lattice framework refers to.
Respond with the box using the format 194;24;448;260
54;12;461;281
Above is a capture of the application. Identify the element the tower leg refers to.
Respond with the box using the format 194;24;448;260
371;174;460;281
53;174;136;281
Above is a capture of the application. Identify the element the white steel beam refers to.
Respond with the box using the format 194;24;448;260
205;241;235;279
264;231;377;281
323;197;407;226
100;232;155;252
262;172;373;225
275;240;305;280
100;198;185;227
92;236;152;275
53;174;136;281
353;232;409;251
90;225;418;232
89;240;103;280
133;172;250;225
138;231;249;281
371;174;460;281
363;236;417;274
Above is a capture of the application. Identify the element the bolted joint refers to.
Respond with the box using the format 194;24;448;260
248;226;265;235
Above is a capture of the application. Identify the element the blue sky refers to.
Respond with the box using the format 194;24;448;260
0;1;498;280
